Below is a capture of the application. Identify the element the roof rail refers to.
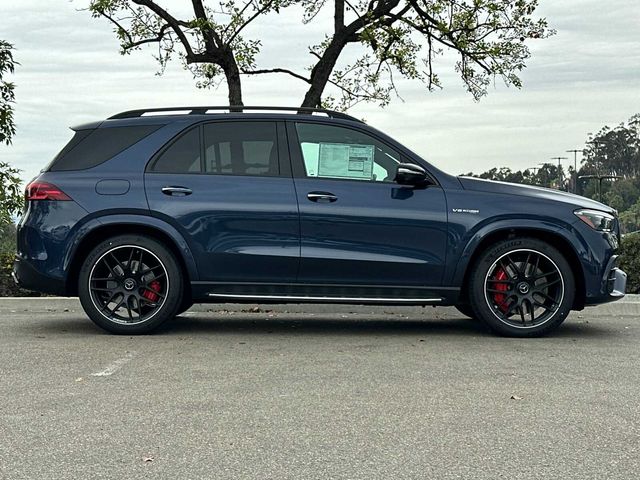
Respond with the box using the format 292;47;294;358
108;105;363;123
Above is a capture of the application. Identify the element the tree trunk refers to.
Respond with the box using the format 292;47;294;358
301;38;347;108
215;45;244;106
221;52;244;107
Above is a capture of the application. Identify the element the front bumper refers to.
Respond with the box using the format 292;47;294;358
585;254;627;306
12;256;66;296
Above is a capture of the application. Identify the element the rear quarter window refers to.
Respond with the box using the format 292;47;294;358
48;125;162;171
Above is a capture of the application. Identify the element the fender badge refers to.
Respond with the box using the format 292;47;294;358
452;208;480;214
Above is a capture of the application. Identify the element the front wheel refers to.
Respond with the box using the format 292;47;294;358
78;235;183;334
468;237;575;337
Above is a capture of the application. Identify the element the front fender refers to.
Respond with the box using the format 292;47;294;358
62;212;200;282
448;218;590;287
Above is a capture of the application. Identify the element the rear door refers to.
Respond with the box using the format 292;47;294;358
144;120;300;283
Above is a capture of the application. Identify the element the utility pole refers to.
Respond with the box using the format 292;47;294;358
566;149;582;193
566;149;581;172
550;157;568;189
578;175;621;203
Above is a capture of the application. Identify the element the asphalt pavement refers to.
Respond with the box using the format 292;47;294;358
0;298;639;479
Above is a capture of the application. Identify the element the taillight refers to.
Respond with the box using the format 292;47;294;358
25;182;72;201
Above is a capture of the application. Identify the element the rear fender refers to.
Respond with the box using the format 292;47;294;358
63;213;199;283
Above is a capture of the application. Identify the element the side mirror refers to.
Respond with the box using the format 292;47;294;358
394;163;430;186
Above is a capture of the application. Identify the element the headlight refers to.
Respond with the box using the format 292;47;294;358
574;209;615;231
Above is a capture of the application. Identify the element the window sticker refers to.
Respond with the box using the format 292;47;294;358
317;143;375;180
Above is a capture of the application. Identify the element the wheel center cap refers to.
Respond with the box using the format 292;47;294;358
123;278;137;291
517;282;530;295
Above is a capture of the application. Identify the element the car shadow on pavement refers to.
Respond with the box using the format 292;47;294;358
25;313;614;339
156;314;614;339
159;315;491;337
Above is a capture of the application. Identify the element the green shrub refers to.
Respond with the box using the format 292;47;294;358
0;224;43;296
0;251;43;296
619;234;640;294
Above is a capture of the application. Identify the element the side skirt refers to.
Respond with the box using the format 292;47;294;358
191;282;460;306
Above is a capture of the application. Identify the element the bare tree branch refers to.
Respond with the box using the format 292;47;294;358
132;0;196;58
227;1;276;45
241;67;311;83
190;0;223;49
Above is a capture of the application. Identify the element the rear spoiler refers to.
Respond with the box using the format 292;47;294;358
70;120;102;131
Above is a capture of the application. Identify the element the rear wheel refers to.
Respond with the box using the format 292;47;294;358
468;237;575;337
455;303;475;319
78;235;183;334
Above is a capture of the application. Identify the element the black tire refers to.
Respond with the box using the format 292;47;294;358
78;234;183;334
455;303;475;319
176;299;194;316
468;237;575;337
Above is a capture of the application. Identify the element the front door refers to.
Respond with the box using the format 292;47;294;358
144;120;299;284
288;121;448;288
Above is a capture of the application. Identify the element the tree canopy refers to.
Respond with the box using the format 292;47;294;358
581;114;640;179
0;41;22;227
88;0;554;108
0;162;22;226
0;40;17;145
464;163;564;190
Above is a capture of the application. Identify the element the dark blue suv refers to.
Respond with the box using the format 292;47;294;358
13;106;627;336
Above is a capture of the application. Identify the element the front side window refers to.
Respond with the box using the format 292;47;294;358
204;122;279;176
295;123;401;182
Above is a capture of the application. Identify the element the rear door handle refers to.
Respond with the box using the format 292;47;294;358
307;191;337;203
162;186;192;196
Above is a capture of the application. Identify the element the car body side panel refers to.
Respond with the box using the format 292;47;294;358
293;178;449;286
16;199;89;285
144;174;301;283
16;204;202;295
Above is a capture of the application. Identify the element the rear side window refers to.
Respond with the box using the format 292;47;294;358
150;127;202;174
204;122;278;176
149;121;280;176
49;125;162;171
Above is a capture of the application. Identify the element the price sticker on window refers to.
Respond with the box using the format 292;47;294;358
317;143;375;180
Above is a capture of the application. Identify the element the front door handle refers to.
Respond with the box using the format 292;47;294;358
307;191;337;203
162;186;192;196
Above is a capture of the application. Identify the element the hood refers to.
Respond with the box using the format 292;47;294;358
458;176;615;213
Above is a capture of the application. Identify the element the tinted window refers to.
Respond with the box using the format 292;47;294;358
204;122;279;176
295;123;401;182
151;127;202;173
49;125;161;171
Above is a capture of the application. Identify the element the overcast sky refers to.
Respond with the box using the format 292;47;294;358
1;0;639;183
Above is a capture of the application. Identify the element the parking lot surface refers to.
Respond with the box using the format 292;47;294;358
1;298;639;479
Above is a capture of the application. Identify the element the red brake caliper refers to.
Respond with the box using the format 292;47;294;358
493;268;510;312
142;280;161;302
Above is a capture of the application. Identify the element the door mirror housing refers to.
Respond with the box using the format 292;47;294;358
394;163;430;186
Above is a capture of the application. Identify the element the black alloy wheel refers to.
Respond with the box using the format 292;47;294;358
484;249;564;328
88;245;168;324
468;238;575;337
78;235;183;334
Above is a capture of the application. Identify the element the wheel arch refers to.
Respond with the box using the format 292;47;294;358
455;226;587;310
64;215;198;298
